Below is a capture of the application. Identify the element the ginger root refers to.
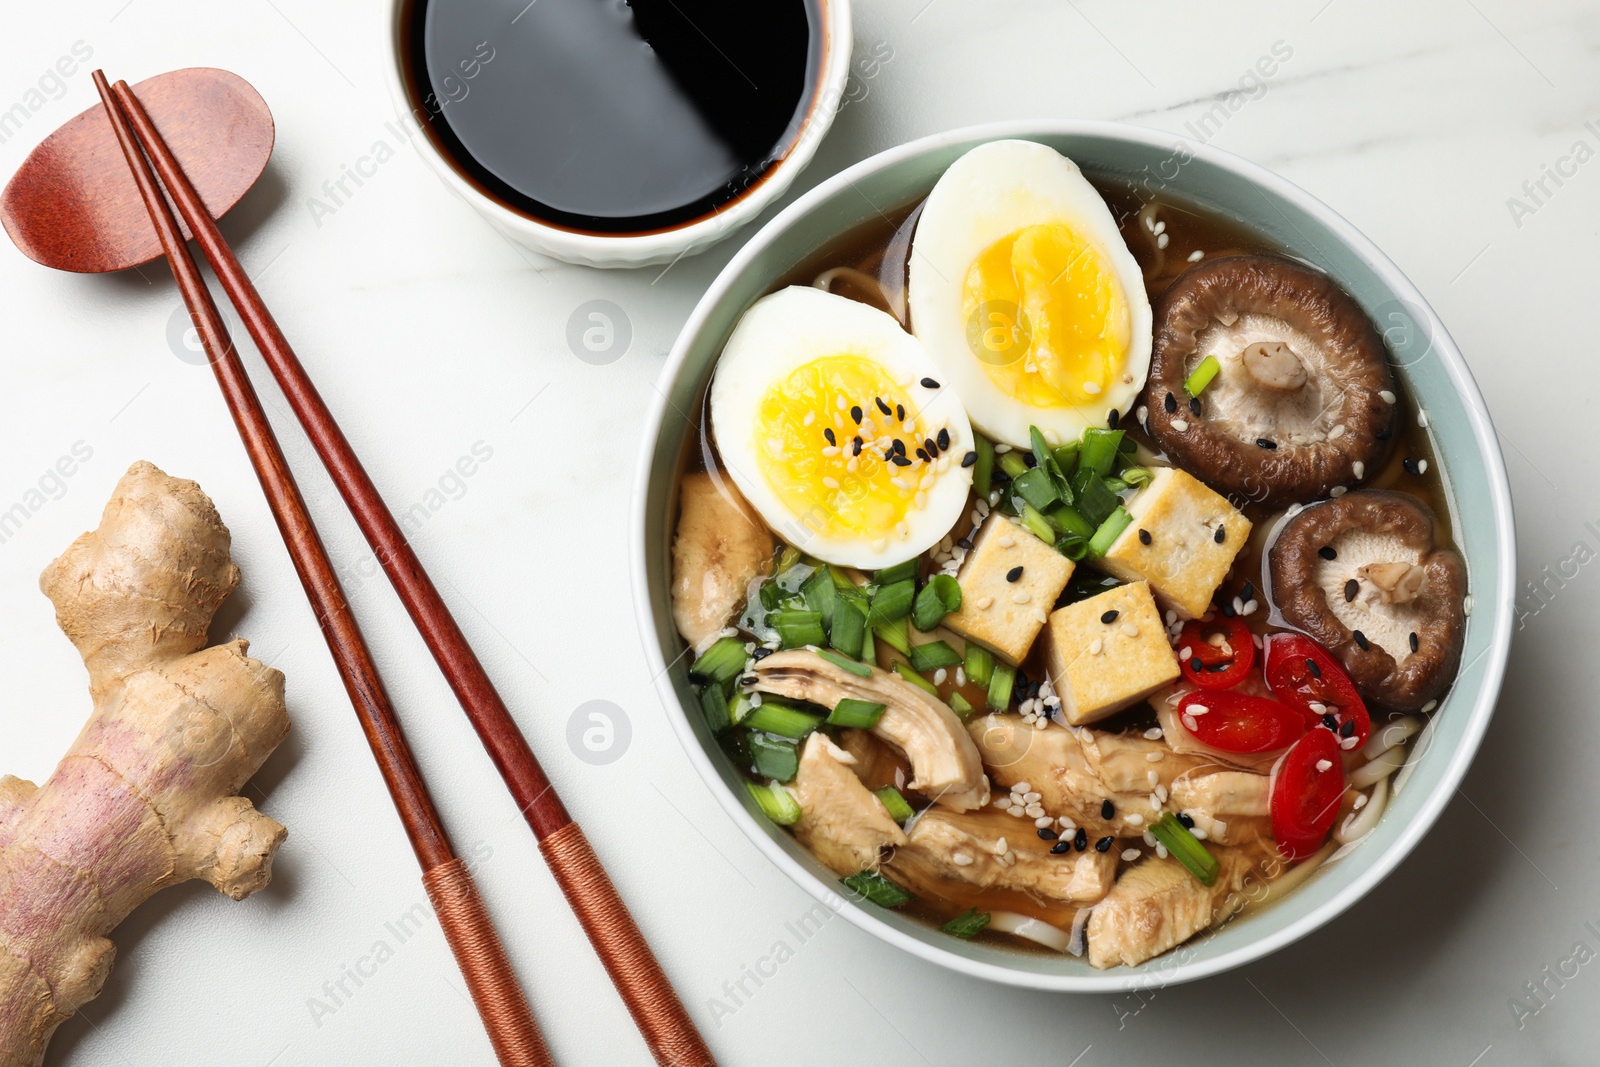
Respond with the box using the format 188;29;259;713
0;461;290;1066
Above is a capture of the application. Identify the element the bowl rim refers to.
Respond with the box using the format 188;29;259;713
631;118;1516;991
378;0;854;267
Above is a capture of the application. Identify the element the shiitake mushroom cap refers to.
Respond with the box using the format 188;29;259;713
1143;254;1396;508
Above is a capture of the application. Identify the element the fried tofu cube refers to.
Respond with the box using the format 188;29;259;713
943;513;1074;665
1098;467;1251;620
1044;581;1179;726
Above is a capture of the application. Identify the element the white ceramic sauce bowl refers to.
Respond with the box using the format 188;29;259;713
633;121;1516;990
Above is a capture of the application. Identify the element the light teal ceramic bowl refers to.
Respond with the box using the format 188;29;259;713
632;121;1515;991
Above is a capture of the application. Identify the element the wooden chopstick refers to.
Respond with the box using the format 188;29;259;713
105;76;717;1067
91;70;555;1067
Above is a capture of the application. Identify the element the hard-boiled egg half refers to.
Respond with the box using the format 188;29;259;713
909;139;1153;447
710;286;973;569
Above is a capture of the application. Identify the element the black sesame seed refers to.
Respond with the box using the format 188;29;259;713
896;403;905;421
1353;629;1370;651
1138;528;1153;546
1005;566;1024;583
1344;578;1359;602
1188;396;1201;416
1403;457;1420;476
956;536;974;550
1038;826;1060;841
853;436;863;456
1101;610;1120;624
892;439;906;456
1108;409;1120;430
850;405;862;424
752;647;773;661
1164;391;1178;414
1256;438;1277;450
1050;840;1072;854
921;377;940;389
823;428;836;446
1214;525;1226;544
1074;827;1088;851
875;397;891;416
1241;582;1255;602
1190;656;1205;673
937;428;951;451
924;437;938;457
1340;718;1357;738
961;450;978;468
1306;657;1321;678
1101;799;1115;820
883;448;895;461
1095;836;1115;853
915;448;931;463
1176;813;1195;829
1220;600;1236;618
1319;546;1337;561
1321;713;1338;730
1410;631;1420;653
891;455;912;467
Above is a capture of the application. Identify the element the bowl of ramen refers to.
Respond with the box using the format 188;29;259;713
383;0;852;267
633;121;1515;989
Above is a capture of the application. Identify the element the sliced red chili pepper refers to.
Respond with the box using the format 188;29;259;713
1177;690;1305;754
1270;728;1346;861
1262;632;1371;747
1176;616;1255;690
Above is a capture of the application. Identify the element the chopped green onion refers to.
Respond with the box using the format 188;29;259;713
1030;426;1074;503
874;786;916;824
1078;428;1125;477
1150;812;1220;886
987;662;1016;710
874;615;911;656
1052;441;1080;479
829;598;867;660
894;662;940;696
742;701;822;740
1071;469;1119;527
769;609;825;649
909;640;962;672
1118;465;1154;489
829;564;859;590
816;648;871;677
827;698;887;729
940;907;991;939
866;579;915;629
728;693;755;726
875;559;920;586
748;732;800;781
1046;502;1095;541
964;645;995;689
1018;503;1056;546
997;451;1030;479
699;683;730;734
972;434;995;500
746;780;802;826
1012;467;1060;512
948;691;975;719
1058;534;1090;562
1185;354;1221;397
1086;506;1133;559
801;566;835;625
689;637;747;687
776;544;803;574
911;574;963;631
841;870;913;908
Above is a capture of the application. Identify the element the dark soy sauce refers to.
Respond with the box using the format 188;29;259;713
403;0;820;234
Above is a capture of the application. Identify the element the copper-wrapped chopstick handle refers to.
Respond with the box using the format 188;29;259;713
423;859;555;1067
540;824;715;1067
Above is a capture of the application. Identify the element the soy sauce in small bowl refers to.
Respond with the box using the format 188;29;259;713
399;0;828;245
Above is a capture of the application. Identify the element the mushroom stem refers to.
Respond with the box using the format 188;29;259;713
1241;341;1308;392
1357;562;1426;605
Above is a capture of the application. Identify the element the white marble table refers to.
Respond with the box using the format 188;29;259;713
1;1;1593;1063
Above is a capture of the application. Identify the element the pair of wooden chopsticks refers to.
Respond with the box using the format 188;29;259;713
90;70;714;1067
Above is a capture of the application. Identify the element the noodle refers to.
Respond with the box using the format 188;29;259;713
1335;777;1388;844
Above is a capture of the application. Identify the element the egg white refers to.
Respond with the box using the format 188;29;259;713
710;286;973;569
908;139;1153;448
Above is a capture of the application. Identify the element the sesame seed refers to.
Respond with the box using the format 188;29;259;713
896;403;905;421
850;405;862;424
1176;812;1194;829
1007;566;1024;583
891;455;912;467
1095;836;1114;852
1331;485;1348;497
1164;392;1178;414
1121;848;1141;861
1089;638;1104;655
1403;457;1420;476
1144;727;1164;740
1319;546;1337;560
892;438;906;456
1101;610;1120;624
1353;461;1366;479
1214;526;1226;544
1340;735;1360;750
1037;823;1058;837
961;450;978;468
923;437;937;457
1241;582;1255;601
1139;528;1153;546
1329;424;1347;440
1256;438;1277;450
1306;657;1321;677
976;596;994;610
1108;408;1120;429
1012;591;1031;604
1051;840;1072;854
1083;381;1102;395
1188;704;1209;715
1188;397;1201;417
823;428;836;446
1409;631;1420;652
938;428;951;451
1340;719;1356;738
1172;418;1190;432
1380;389;1396;404
1423;699;1439;713
853;436;863;455
1125;813;1144;826
1353;629;1370;651
951;852;974;866
1074;828;1089;851
1418;459;1429;474
997;534;1016;548
1345;579;1359;602
1146;751;1163;763
1101;799;1115;819
1322;713;1337;730
921;377;940;389
1315;759;1333;773
915;448;931;462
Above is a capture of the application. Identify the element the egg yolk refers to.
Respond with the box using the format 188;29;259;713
961;222;1131;406
754;355;930;545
